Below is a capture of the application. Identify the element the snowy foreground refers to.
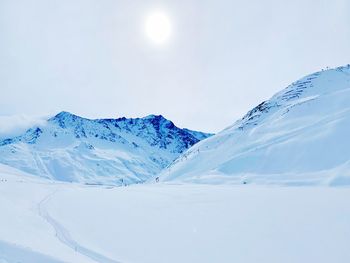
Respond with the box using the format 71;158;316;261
1;166;350;263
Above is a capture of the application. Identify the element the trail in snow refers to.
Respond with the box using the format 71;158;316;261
37;190;121;263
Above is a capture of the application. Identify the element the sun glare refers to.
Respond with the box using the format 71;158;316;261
144;11;171;45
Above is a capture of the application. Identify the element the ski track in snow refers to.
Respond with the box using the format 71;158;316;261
37;189;121;263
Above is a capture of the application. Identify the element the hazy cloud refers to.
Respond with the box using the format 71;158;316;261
0;114;49;139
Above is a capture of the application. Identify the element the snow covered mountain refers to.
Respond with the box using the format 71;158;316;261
0;112;212;185
161;65;350;186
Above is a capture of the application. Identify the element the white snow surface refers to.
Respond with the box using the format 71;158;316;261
0;113;211;185
161;65;350;185
0;165;350;263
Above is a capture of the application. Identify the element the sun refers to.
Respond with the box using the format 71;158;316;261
144;11;171;45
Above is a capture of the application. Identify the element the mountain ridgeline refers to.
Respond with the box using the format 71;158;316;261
0;112;213;185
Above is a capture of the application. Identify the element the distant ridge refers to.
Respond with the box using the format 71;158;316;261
0;112;213;185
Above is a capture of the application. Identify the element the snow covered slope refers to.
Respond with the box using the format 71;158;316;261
0;112;212;185
1;166;350;263
162;65;350;185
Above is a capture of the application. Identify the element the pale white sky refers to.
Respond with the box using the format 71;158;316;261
0;0;349;133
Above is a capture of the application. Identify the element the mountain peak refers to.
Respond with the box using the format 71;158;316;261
143;114;167;122
50;111;80;120
48;111;86;128
144;114;164;119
